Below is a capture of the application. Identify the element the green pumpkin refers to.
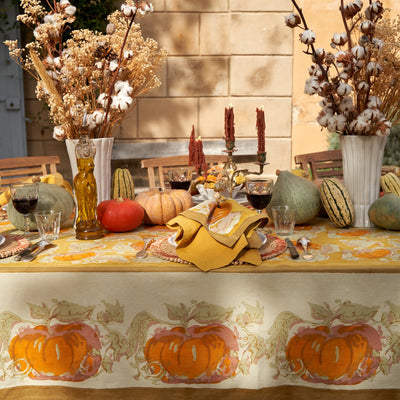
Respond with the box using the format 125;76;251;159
368;193;400;230
266;170;321;224
8;183;75;231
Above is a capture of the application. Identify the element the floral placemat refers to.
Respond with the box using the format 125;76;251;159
150;235;287;266
0;235;30;259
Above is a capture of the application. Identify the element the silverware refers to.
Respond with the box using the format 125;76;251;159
14;242;41;261
297;237;313;260
135;238;154;259
21;240;55;262
0;235;5;246
285;238;300;259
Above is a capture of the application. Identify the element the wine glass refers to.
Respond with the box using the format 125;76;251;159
167;167;193;191
10;183;39;236
245;177;273;234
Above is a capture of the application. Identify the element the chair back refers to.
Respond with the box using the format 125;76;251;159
294;150;343;181
0;156;61;189
141;155;227;188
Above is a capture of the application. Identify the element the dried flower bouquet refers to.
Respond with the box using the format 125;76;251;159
5;0;166;140
285;0;400;136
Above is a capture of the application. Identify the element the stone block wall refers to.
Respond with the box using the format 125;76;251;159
25;0;294;184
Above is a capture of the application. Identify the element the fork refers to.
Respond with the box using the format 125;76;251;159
21;239;54;262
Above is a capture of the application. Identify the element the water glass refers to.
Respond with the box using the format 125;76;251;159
272;206;296;236
35;210;62;241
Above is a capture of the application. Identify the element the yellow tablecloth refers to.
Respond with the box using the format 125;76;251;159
1;217;400;400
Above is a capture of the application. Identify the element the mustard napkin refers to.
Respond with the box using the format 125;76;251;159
166;198;269;271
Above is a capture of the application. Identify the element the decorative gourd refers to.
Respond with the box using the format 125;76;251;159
368;193;400;230
144;324;239;383
135;189;193;225
111;166;135;200
97;197;144;232
286;324;381;384
319;178;354;227
380;172;400;196
7;183;74;231
266;170;321;224
9;322;102;381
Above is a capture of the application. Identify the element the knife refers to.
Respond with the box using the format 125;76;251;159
14;242;40;262
285;238;300;259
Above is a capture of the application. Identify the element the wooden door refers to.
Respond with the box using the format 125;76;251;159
0;0;27;158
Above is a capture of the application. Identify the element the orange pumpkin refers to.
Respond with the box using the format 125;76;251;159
135;189;193;225
144;324;239;383
9;322;102;381
285;324;381;384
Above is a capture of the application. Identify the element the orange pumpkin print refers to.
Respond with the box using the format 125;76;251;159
144;324;239;383
285;324;381;384
9;322;102;381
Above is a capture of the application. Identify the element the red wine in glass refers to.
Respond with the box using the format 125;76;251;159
10;183;39;236
246;192;272;210
12;198;38;215
170;181;191;190
245;178;274;234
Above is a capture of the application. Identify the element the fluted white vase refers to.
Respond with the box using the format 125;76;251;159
340;135;387;228
65;137;114;205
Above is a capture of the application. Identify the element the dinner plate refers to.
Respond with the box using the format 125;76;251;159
167;231;267;248
192;192;248;205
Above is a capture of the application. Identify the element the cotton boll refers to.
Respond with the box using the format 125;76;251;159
53;126;66;141
338;96;354;113
304;76;319;95
352;45;366;60
332;32;347;46
367;96;382;109
285;13;301;28
300;30;316;45
336;82;352;96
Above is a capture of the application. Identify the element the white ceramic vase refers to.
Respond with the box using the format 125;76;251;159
65;137;114;205
340;135;387;228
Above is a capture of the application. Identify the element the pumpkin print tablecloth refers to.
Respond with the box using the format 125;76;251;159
1;217;400;399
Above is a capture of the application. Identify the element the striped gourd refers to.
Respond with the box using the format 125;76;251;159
381;172;400;196
111;167;135;200
319;178;354;228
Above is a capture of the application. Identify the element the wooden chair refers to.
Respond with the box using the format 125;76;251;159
0;156;61;190
294;150;343;181
141;155;227;188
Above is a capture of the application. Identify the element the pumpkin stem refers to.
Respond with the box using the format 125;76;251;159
117;197;125;202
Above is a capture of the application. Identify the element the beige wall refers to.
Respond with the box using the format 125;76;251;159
25;0;400;182
291;0;400;162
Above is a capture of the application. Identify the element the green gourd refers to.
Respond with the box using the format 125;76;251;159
319;178;354;228
380;172;400;196
266;170;321;224
368;193;400;230
8;183;75;231
111;166;135;200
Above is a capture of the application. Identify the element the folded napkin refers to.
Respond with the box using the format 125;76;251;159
166;198;268;271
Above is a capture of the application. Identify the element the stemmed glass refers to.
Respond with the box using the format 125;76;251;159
245;177;274;234
10;183;39;236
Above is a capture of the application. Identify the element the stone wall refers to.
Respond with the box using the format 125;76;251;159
25;0;294;184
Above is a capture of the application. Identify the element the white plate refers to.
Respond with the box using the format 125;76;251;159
167;231;266;248
192;192;248;205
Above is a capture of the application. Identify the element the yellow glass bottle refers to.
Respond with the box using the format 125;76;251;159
73;135;104;240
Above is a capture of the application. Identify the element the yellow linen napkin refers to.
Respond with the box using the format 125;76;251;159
167;198;268;271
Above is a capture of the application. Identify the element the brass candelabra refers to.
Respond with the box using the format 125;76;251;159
218;149;268;198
